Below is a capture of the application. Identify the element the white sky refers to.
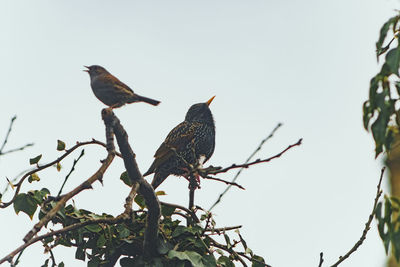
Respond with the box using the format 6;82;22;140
0;0;398;266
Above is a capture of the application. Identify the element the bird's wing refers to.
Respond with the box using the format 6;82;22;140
155;121;199;158
145;121;200;174
103;74;135;94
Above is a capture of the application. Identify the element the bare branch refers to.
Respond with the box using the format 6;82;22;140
57;149;85;196
0;115;16;153
102;108;160;259
205;225;242;233
203;175;245;189
318;252;324;267
160;201;200;223
329;167;385;267
0;143;34;156
206;138;302;176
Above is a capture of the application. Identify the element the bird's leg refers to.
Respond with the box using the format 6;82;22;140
180;166;201;189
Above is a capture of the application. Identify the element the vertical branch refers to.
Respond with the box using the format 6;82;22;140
188;174;197;210
102;109;160;259
0;116;17;153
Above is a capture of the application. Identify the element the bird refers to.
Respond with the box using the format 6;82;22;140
84;65;160;108
143;96;216;189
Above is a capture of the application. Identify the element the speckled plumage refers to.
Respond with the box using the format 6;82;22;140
84;65;160;108
144;97;216;189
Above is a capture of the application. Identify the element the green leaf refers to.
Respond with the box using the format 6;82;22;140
30;154;42;165
224;234;232;249
58;262;64;267
157;237;173;254
57;140;66;151
385;47;400;75
32;188;50;205
88;258;100;267
202;254;217;267
251;255;266;267
118;226;131;239
85;224;102;233
120;257;136;266
97;234;106;247
75;244;86;261
156;191;166;196
28;173;40;183
134;194;146;209
217;256;234;267
120;171;133;187
172;225;189;238
376;16;399;57
168;250;203;266
41;259;49;267
56;162;62;172
13;193;38;219
161;205;175;217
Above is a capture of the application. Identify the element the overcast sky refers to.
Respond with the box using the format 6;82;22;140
0;1;398;266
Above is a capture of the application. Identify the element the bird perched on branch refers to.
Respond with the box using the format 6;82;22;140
144;96;216;189
84;65;160;108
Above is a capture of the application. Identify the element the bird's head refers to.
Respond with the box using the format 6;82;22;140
83;65;109;78
185;96;215;126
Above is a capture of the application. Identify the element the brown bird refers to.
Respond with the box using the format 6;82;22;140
143;96;216;189
84;65;160;108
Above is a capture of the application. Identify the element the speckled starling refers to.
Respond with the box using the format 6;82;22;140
143;96;216;189
84;65;160;108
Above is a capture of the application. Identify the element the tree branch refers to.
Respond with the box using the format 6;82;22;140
102;108;160;259
206;138;302;176
318;252;324;267
329;167;385;267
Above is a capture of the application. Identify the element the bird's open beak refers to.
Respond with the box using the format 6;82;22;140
83;66;90;72
206;96;216;106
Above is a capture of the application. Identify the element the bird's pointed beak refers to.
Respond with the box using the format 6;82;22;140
206;96;216;106
83;66;90;72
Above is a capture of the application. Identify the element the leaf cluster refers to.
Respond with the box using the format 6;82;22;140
363;12;400;157
375;196;400;261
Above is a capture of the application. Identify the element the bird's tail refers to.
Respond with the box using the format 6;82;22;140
130;94;161;106
151;172;168;190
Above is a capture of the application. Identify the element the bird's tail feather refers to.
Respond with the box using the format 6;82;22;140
131;94;161;106
151;173;168;190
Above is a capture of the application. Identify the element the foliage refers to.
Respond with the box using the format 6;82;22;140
0;131;270;266
375;196;400;261
363;11;400;157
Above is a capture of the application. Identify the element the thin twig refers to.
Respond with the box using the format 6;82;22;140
205;225;242;233
57;149;85;196
318;252;324;267
160;201;200;223
0;116;16;153
208;123;283;210
329;167;385;267
0;144;34;156
207;138;302;175
203;175;245;189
